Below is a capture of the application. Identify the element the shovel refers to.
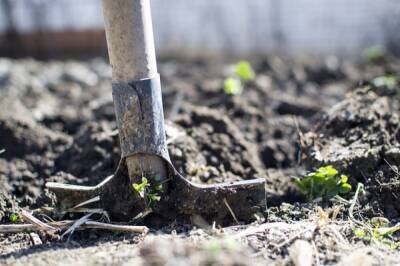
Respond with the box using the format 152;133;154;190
46;0;279;222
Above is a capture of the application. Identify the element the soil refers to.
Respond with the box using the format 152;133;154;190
303;89;400;220
1;55;400;265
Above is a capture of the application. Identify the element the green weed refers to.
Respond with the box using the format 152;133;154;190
9;213;20;223
234;61;255;81
353;217;400;249
132;177;149;197
224;77;242;95
363;46;385;63
372;75;397;90
132;177;163;205
223;60;255;96
295;165;352;202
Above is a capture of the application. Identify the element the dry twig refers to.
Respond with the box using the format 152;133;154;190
20;210;57;233
223;198;239;225
82;221;149;233
62;213;94;238
72;196;100;209
348;183;364;226
232;222;310;239
0;220;149;234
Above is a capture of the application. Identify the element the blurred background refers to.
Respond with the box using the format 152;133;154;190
1;0;400;59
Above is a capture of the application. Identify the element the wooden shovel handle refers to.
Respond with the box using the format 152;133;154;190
103;0;168;183
102;0;157;81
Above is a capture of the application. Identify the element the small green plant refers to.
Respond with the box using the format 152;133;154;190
223;60;255;96
295;165;352;202
224;77;242;95
372;75;397;90
132;177;163;205
234;61;255;81
147;192;161;203
363;46;385;63
132;177;149;197
353;218;400;249
9;213;20;223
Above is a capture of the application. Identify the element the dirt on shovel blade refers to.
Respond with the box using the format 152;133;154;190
1;56;400;265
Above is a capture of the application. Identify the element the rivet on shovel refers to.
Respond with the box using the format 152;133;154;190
46;0;282;222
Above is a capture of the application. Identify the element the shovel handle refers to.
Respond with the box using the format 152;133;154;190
103;0;157;81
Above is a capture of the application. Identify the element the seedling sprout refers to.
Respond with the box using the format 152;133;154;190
223;61;255;95
295;165;352;202
132;177;163;205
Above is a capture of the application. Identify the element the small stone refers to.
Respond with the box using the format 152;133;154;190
289;240;313;266
174;148;183;158
29;232;43;246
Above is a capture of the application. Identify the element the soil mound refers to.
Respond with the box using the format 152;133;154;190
304;89;400;218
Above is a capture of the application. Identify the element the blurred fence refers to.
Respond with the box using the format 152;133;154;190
0;0;399;58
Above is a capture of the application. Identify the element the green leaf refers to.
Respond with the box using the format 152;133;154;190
154;184;163;191
319;165;338;177
294;178;306;191
234;61;255;81
148;193;161;203
353;227;366;238
9;213;20;223
132;177;149;195
224;77;242;95
295;165;352;201
339;183;352;193
372;75;397;89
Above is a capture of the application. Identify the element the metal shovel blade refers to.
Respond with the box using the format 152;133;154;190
46;158;278;222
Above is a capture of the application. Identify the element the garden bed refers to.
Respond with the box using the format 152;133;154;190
1;55;400;265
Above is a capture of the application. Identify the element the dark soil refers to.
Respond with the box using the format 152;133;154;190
1;56;400;265
304;89;400;219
